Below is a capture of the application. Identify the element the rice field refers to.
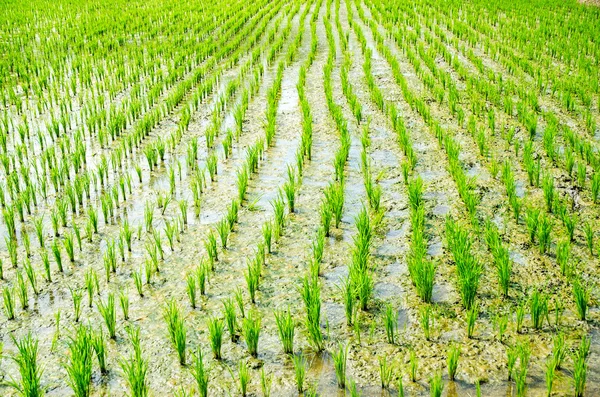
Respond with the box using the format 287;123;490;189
0;0;599;395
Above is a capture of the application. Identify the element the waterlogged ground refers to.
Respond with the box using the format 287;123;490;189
1;0;599;396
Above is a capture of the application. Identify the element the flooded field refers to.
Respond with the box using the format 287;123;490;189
0;0;599;395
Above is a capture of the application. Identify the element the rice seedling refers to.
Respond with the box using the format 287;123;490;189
274;308;295;355
530;290;548;329
64;231;75;262
262;222;273;253
419;305;434;341
537;214;553;254
466;302;478;339
300;273;323;352
573;279;589;321
207;316;224;360
283;167;297;213
204;231;218;269
292;354;306;392
243;310;261;357
320;201;333;237
133;270;144;297
120;326;149;397
573;337;589;397
223;298;239;342
429;372;443;397
189;348;208;397
409;350;418;382
91;329;107;374
186;273;197;309
17;271;29;310
325;182;344;228
120;290;130;321
216;218;230;249
163;299;187;365
445;218;481;310
245;259;260;304
261;368;272;397
71;287;83;322
379;356;393;389
384;303;397;344
331;343;348;389
237;360;250;397
23;259;38;295
7;333;43;397
3;287;15;320
64;325;93;397
545;356;556;397
97;293;117;339
196;261;208;295
584;221;595;256
235;287;246;319
52;239;63;273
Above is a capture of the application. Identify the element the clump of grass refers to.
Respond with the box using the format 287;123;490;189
163;300;187;365
97;293;116;339
120;326;148;397
8;332;43;397
207;316;224;360
191;348;208;397
274;308;295;355
243;310;261;357
292;354;306;392
331;343;348;389
447;344;461;381
65;325;93;397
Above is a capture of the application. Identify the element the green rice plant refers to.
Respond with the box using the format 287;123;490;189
41;250;51;282
262;222;273;253
245;259;260;304
339;276;355;326
235;287;245;319
64;231;75;262
3;287;15;320
120;290;130;321
525;207;539;243
207;316;224;360
384;303;397;344
494;313;508;342
552;333;567;369
164;221;176;251
325;182;344;228
507;344;519;381
584;222;595;256
493;245;512;298
530;290;548;329
320;201;333;237
91;328;107;374
179;200;188;227
516;301;526;333
7;237;17;268
204;231;218;269
120;326;148;397
243;310;261;357
237;360;250;397
564;213;577;242
223;298;239;342
331;343;348;389
237;167;249;204
216;218;229;249
429;372;443;397
97;293;116;339
292;354;306;392
466;302;478;339
206;151;218;182
537;214;553;255
227;200;239;230
196;261;208;296
573;337;589;397
7;333;42;397
33;216;45;248
542;174;555;213
272;194;286;238
0;257;3;280
17;271;29;310
420;305;433;341
573;280;589;321
191;348;209;397
186;273;197;309
23;259;38;295
274;308;295;355
283;168;297;213
52;239;63;273
446;218;481;310
557;239;571;276
300;273;323;352
65;325;93;397
447;344;461;381
546;356;556;397
133;270;143;297
379;356;393;389
163;299;187;365
398;373;405;397
409;350;418;382
260;368;272;397
71;287;83;322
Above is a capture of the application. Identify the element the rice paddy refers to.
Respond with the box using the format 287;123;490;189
0;0;600;395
